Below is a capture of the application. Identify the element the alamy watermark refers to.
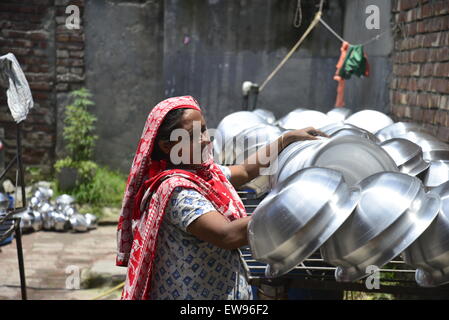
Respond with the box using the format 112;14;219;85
365;5;380;30
65;265;80;290
65;5;80;30
365;265;380;290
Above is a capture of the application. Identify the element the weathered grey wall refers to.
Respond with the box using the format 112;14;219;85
342;0;393;114
85;0;165;172
163;0;346;126
82;0;393;172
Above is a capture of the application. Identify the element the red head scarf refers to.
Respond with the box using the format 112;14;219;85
116;96;247;299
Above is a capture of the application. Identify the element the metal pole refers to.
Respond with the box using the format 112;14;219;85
16;122;26;209
14;217;27;300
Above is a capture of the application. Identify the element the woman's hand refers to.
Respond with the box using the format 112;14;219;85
281;127;329;148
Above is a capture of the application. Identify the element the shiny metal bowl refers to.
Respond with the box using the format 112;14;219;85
321;172;440;282
225;124;282;165
376;122;435;142
54;212;70;232
423;160;449;187
270;139;324;188
271;136;398;188
70;213;89;232
380;138;430;176
403;181;449;287
278;110;335;130
213;111;267;162
390;132;449;161
30;210;43;232
253;109;276;124
327;107;353;122
344;110;394;134
331;127;380;144
42;210;56;230
303;136;399;186
248;167;360;278
84;213;98;230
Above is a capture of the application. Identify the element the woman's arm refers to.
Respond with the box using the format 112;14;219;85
187;211;251;250
228;127;328;188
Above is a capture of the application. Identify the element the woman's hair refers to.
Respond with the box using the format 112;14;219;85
151;108;186;161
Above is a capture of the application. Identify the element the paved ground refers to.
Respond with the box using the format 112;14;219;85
0;225;125;300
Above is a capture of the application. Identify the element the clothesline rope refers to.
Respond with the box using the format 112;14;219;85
319;17;398;47
258;0;396;93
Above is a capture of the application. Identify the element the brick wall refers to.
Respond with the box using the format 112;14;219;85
0;0;85;179
390;0;449;141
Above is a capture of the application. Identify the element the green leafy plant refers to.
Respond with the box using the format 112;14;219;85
54;88;98;189
62;88;98;162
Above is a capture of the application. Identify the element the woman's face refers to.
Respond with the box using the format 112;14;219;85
159;109;211;165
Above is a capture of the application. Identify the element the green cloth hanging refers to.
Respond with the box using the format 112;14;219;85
338;45;369;80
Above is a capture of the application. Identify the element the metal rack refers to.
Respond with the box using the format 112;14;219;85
0;122;28;300
237;191;449;299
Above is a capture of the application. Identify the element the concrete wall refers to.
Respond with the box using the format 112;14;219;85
85;0;165;171
162;0;347;126
342;0;393;114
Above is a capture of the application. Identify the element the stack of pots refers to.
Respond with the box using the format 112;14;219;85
218;107;449;287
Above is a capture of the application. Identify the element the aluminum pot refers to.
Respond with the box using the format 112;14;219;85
403;181;449;287
248;167;360;278
423;160;449;187
391;131;449;161
278;110;335;130
70;213;89;232
213;111;267;162
321;172;440;282
344;110;393;134
380;138;430;177
29;196;41;210
376;122;435;142
84;213;98;230
54;212;70;232
225;124;282;165
327;107;353;122
270;139;324;188
14;208;34;232
302;136;398;186
30;210;43;232
331;127;380;144
42;210;56;230
56;194;75;209
253;109;276;124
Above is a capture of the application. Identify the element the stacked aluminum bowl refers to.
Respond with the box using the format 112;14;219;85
215;107;449;287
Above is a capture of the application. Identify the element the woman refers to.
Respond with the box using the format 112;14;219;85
116;96;327;300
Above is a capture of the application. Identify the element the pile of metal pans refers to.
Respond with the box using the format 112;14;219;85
212;107;449;287
403;181;449;287
248;167;360;278
321;172;440;282
13;186;97;233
